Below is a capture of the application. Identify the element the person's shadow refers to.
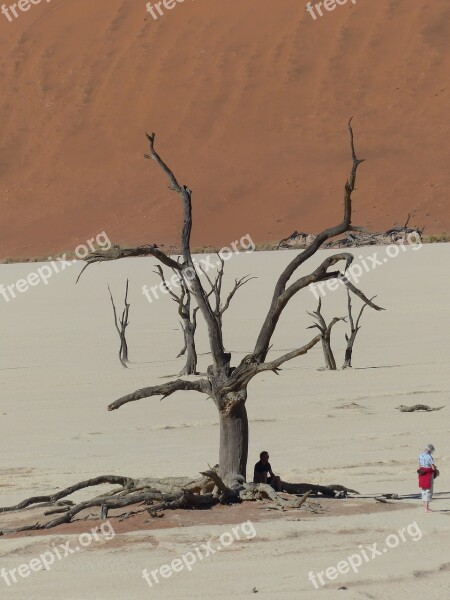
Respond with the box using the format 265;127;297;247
399;490;450;512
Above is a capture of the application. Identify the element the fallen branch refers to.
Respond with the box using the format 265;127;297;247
282;482;358;497
396;404;445;412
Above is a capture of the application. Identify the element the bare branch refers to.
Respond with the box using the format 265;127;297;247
76;244;182;283
257;335;322;373
220;276;257;315
108;378;211;411
198;263;216;295
145;133;228;368
354;294;373;330
154;265;182;303
108;285;121;336
253;120;364;363
223;334;322;391
339;278;384;311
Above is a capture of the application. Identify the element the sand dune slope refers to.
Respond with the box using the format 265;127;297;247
0;0;449;257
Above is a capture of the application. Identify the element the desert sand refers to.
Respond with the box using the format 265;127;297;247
0;0;449;259
0;245;449;599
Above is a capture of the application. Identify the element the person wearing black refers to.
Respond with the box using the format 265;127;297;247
253;451;282;491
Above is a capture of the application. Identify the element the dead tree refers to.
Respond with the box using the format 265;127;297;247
153;259;254;376
154;265;199;375
74;120;383;481
2;121;382;534
198;252;256;335
342;288;374;368
108;280;130;368
307;299;345;370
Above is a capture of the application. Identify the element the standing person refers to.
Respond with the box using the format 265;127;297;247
253;451;282;491
418;444;438;513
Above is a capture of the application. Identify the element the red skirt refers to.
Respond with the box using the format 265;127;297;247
418;467;434;489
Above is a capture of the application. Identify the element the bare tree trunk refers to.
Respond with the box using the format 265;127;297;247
108;280;131;368
343;332;356;368
308;299;344;371
178;320;198;376
218;402;249;481
342;288;375;368
322;334;337;370
121;333;129;363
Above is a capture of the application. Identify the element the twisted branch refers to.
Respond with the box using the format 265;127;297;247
108;378;211;411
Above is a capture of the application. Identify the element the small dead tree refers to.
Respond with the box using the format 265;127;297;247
154;265;200;375
307;299;345;370
342;288;374;368
198;252;256;334
108;280;130;368
154;259;254;376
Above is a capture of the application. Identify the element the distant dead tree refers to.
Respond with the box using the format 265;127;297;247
342;288;374;368
307;299;345;370
154;257;254;376
108;280;130;368
198;252;256;333
154;265;200;375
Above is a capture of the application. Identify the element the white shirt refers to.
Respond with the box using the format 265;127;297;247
418;452;434;468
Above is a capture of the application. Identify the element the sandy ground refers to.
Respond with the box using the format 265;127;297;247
0;245;449;598
0;0;449;258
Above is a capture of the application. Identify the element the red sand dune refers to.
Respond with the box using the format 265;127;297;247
0;0;448;258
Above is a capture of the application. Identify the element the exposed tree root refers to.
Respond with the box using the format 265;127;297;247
0;475;133;514
0;470;355;536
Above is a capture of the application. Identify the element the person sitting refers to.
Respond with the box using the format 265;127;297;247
253;451;282;491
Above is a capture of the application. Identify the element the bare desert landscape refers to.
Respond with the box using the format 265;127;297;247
1;1;449;599
1;243;450;599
